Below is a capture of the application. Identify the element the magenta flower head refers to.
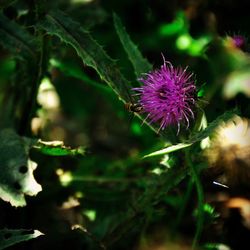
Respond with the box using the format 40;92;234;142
226;33;248;51
133;55;197;133
232;34;247;50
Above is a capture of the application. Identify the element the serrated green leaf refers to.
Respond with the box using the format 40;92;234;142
38;10;131;103
143;109;238;158
38;10;176;140
0;129;42;207
0;13;38;60
49;58;111;93
188;109;238;144
34;140;85;156
113;13;152;77
0;229;44;250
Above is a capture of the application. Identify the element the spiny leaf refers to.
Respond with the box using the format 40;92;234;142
0;13;38;60
0;229;44;250
38;10;131;103
0;129;42;207
34;140;85;156
143;109;238;158
188;109;238;144
113;13;152;77
38;10;176;140
49;58;111;93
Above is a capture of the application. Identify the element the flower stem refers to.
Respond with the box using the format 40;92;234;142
173;177;194;234
185;147;204;249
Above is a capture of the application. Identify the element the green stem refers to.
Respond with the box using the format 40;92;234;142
18;33;48;135
18;0;49;135
185;147;204;249
70;176;147;183
173;177;194;234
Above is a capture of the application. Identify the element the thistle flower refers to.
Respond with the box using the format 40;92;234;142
133;56;196;132
225;33;248;51
232;35;246;49
232;34;247;50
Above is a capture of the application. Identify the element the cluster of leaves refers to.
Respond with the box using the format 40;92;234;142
0;0;249;250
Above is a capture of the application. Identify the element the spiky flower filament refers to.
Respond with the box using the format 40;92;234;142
133;57;196;132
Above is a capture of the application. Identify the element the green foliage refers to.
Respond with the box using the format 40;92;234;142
0;229;43;250
38;10;176;139
0;129;41;207
34;140;85;156
188;109;239;143
50;58;111;93
144;109;238;158
143;142;192;158
38;10;131;102
113;13;152;77
0;13;38;60
103;166;188;247
159;11;188;37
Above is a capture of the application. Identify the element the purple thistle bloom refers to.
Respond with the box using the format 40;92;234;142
133;56;196;133
232;34;247;50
